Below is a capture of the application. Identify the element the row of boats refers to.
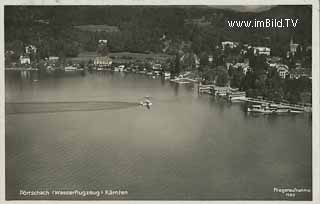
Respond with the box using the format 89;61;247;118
247;103;304;114
197;84;309;115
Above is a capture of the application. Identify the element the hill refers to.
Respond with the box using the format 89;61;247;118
4;5;312;58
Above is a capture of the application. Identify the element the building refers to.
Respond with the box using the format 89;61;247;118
289;68;311;79
152;63;162;71
98;40;108;45
25;45;37;54
267;56;281;64
240;49;247;55
221;41;239;50
114;65;125;72
267;57;282;68
194;54;200;68
242;66;251;75
289;37;299;55
231;62;251;75
48;56;59;61
289;69;304;79
276;64;289;79
19;56;31;64
94;56;112;66
253;47;271;56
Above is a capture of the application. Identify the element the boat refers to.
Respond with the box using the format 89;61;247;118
289;108;303;113
274;106;290;113
118;65;125;72
138;70;146;74
248;103;304;114
247;104;273;114
227;91;246;101
65;66;77;72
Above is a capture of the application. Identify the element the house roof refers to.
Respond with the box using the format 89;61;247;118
254;47;271;51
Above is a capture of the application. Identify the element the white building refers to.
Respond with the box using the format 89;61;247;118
94;56;112;66
152;63;162;70
25;45;37;54
221;41;239;50
276;64;289;79
48;56;59;61
194;54;200;68
289;37;299;55
253;47;271;56
114;65;125;72
231;62;251;75
267;56;281;64
242;66;251;75
240;49;247;55
19;56;31;64
98;40;108;45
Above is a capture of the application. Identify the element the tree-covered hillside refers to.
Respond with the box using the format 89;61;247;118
4;5;312;59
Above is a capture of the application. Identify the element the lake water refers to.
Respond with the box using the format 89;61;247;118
5;70;312;200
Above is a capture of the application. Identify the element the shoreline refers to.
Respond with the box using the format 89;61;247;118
5;69;312;114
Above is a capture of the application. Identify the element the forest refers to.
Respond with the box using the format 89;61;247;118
4;5;312;104
4;5;312;58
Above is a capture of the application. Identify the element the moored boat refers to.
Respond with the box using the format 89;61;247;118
247;105;273;114
247;103;304;114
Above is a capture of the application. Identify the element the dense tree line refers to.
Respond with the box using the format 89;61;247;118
227;54;312;103
5;5;311;60
4;6;312;103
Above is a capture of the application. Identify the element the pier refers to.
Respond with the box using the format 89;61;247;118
239;97;312;112
198;84;312;112
5;67;39;71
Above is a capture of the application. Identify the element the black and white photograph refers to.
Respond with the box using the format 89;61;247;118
1;0;319;202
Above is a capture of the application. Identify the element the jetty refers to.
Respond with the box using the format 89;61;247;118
239;97;312;112
198;84;234;96
170;77;198;84
198;84;312;113
5;67;39;71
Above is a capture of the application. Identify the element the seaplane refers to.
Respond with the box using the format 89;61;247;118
140;96;152;109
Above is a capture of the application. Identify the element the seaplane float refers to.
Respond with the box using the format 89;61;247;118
140;96;152;109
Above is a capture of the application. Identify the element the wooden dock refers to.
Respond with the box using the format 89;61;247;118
5;67;39;71
239;97;312;112
198;84;312;112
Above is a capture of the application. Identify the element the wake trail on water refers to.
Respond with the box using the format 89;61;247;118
5;101;140;115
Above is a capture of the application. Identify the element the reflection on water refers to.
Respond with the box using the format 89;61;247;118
19;70;40;81
5;70;312;200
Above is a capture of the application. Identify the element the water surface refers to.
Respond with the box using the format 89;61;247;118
5;71;312;200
